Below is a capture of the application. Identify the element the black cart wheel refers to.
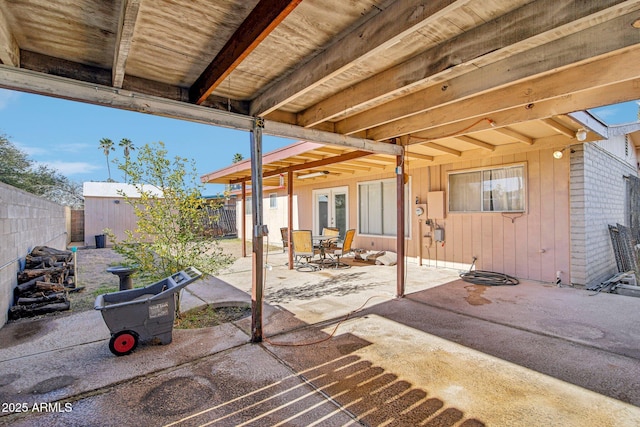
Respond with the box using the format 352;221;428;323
109;330;138;356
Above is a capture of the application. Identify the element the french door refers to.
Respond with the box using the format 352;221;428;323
313;187;348;237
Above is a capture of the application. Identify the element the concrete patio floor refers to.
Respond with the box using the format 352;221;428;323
1;249;639;426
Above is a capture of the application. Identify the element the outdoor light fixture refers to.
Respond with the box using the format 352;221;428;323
575;128;587;141
553;147;575;159
298;170;329;179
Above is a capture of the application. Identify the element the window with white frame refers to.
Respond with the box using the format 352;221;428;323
269;193;277;209
245;197;252;215
358;178;409;237
448;164;526;213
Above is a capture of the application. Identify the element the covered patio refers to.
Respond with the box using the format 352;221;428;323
2;0;640;343
2;245;639;426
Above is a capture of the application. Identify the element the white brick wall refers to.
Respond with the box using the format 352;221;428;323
0;182;69;327
570;141;637;288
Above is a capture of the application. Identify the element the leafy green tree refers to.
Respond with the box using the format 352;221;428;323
119;138;135;182
105;141;233;282
0;134;83;208
99;137;115;181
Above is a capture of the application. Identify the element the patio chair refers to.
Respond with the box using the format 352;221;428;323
321;227;340;250
292;230;320;272
280;227;289;253
328;229;355;268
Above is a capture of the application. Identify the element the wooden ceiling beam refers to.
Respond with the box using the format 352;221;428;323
0;65;401;156
0;3;19;67
407;77;640;143
229;150;373;183
249;0;467;116
349;160;387;170
494;128;534;145
405;152;434;161
112;0;141;89
454;135;496;151
189;0;302;105
338;163;371;172
541;118;576;138
338;11;640;137
299;0;632;128
366;45;640;141
417;141;462;156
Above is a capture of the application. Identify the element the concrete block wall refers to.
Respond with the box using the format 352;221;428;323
0;182;69;327
570;142;637;288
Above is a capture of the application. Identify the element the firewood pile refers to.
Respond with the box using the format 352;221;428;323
9;246;78;320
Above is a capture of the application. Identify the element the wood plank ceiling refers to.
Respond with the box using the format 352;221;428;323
1;0;640;175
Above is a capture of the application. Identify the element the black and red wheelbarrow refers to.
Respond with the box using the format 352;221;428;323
94;267;202;356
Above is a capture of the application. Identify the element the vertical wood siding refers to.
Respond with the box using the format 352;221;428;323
423;149;570;283
292;150;570;283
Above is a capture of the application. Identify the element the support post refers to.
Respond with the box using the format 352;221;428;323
396;154;405;298
250;117;265;342
287;170;294;270
241;181;247;258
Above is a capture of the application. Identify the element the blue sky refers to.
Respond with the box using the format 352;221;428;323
590;100;640;125
0;88;294;195
1;88;639;195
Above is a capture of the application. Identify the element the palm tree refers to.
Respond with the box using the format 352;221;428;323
99;138;115;181
119;138;135;183
232;153;244;163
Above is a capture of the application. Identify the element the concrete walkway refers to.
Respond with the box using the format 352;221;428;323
1;250;639;426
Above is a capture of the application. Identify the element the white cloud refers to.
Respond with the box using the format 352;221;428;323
39;161;101;176
0;89;19;110
14;142;48;156
59;143;93;152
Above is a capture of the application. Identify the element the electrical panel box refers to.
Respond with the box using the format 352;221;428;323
427;191;445;219
434;227;445;242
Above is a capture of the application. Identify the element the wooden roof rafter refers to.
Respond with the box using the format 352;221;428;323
228;149;373;184
0;2;19;67
338;12;640;139
541;118;577;138
112;0;141;88
454;135;496;151
250;0;467;116
494;128;534;145
299;0;632;129
189;0;303;105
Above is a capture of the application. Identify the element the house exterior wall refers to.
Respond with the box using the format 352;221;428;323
569;138;638;288
243;140;634;287
286;148;570;283
0;182;69;327
237;189;299;247
422;149;571;283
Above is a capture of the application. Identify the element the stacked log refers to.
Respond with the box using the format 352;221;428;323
9;246;76;320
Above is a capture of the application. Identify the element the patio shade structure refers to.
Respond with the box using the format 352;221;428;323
1;0;639;341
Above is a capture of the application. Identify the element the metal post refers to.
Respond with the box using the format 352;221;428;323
250;117;265;343
241;181;247;258
287;170;294;270
396;154;405;298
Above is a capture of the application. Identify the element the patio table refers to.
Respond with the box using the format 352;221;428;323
312;235;338;268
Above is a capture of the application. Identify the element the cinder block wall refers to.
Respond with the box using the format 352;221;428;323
570;141;637;288
0;182;69;327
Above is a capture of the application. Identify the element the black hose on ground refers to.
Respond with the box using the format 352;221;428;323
460;257;519;286
460;270;519;286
